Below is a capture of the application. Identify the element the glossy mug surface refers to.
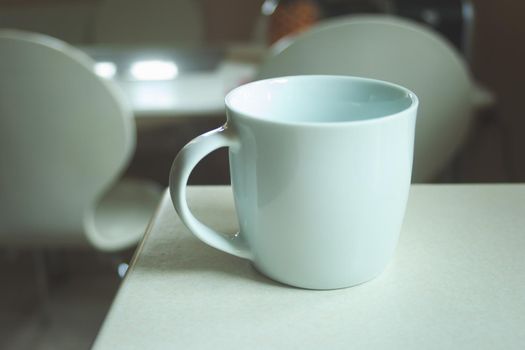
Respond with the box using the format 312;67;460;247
170;75;418;289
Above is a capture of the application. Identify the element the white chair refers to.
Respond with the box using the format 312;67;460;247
93;0;204;46
257;15;479;182
0;30;161;252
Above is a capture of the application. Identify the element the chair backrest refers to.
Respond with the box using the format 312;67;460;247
0;30;135;246
93;0;204;46
258;15;474;182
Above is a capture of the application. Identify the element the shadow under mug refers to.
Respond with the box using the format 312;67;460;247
170;75;418;290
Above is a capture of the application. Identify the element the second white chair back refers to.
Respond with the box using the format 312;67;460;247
258;15;474;182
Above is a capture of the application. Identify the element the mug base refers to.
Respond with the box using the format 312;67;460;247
250;262;385;290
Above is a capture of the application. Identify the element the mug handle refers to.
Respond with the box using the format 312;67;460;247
169;125;253;260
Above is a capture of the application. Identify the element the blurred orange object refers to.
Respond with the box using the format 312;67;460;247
268;0;320;44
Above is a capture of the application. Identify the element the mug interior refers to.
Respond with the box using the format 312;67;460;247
226;75;416;124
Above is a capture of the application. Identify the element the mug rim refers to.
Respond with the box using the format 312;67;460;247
225;75;418;128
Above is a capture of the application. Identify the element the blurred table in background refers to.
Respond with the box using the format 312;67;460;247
80;45;265;186
82;45;264;118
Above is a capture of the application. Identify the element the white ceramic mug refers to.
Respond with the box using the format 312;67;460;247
170;75;418;289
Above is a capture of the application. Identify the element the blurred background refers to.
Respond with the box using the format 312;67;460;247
0;0;524;349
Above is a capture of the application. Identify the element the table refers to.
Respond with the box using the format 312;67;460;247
93;185;525;349
82;45;262;118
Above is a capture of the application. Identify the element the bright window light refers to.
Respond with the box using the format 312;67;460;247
130;60;178;81
94;61;117;79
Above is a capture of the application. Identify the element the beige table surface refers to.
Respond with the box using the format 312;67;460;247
94;185;525;350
